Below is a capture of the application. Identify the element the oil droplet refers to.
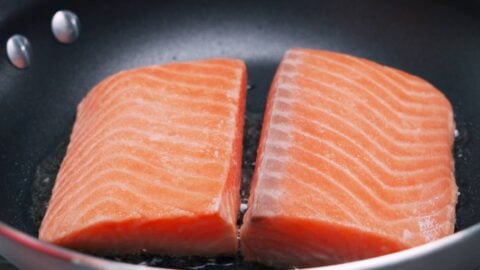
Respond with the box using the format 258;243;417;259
454;126;469;159
454;127;469;146
240;202;248;213
51;10;80;44
6;34;32;69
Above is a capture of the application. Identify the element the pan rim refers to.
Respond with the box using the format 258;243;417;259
1;221;479;269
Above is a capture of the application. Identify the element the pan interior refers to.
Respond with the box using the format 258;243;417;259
0;0;479;268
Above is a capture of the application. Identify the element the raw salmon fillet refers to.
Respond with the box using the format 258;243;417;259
240;49;457;267
39;59;247;256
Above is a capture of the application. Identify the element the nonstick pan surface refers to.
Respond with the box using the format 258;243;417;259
1;0;480;269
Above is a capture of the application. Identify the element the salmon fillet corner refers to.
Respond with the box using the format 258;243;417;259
39;58;247;256
240;48;457;267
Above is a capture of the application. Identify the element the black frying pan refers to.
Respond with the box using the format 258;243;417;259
1;0;480;269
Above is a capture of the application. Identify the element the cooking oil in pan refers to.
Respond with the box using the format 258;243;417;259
453;120;471;231
454;126;469;159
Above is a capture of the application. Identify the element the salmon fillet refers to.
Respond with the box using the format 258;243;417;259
240;49;457;267
39;59;247;256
